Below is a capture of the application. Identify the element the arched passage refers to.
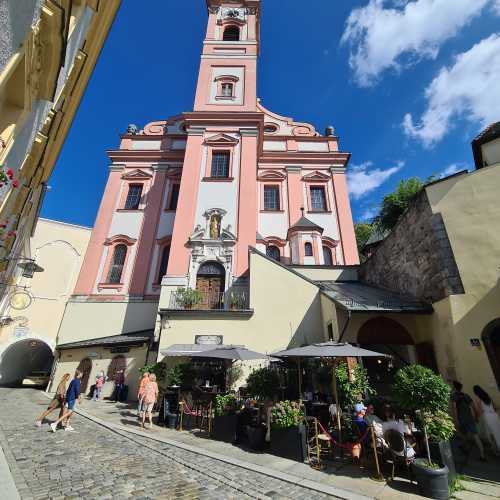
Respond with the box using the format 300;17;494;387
0;339;54;386
357;317;416;396
482;318;500;389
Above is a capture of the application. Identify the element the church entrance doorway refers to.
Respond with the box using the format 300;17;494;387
482;319;500;390
196;261;225;309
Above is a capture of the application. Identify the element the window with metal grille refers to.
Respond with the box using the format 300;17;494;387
266;245;280;261
157;245;170;283
107;244;127;284
221;83;233;97
305;242;313;256
310;186;327;211
168;183;180;210
124;184;142;210
263;185;280;210
323;245;333;265
211;151;230;178
223;25;240;41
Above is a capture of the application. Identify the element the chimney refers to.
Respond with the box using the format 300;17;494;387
325;125;335;137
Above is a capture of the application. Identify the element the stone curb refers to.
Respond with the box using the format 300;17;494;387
0;430;21;500
73;403;372;500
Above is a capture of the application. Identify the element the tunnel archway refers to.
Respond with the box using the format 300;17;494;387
0;338;54;386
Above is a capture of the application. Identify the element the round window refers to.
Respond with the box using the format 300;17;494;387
264;124;278;134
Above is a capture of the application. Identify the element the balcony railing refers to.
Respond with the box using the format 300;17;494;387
168;289;249;311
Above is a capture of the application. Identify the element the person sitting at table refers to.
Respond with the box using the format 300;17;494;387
365;403;383;426
382;409;415;458
353;403;370;443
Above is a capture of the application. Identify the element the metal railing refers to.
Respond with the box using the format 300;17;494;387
168;289;249;311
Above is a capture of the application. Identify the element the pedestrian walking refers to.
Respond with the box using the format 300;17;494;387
473;385;500;456
141;373;158;430
114;369;125;402
49;370;82;432
35;373;70;426
92;370;106;401
451;381;486;461
137;371;150;418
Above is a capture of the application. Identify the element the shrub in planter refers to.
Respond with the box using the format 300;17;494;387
393;365;454;500
212;394;238;443
175;287;203;309
246;367;280;400
334;361;376;409
270;401;306;462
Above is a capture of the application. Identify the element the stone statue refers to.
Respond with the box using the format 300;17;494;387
126;124;138;135
210;215;221;239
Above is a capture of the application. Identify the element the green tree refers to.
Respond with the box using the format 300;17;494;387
354;223;374;255
375;177;424;231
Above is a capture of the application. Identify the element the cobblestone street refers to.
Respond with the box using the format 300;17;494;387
0;388;336;500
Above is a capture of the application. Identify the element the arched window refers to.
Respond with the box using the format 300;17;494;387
107;244;127;284
223;25;240;41
304;242;313;257
323;245;333;266
266;245;280;261
157;245;170;283
221;82;234;97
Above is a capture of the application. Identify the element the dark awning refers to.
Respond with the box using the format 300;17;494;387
57;329;154;350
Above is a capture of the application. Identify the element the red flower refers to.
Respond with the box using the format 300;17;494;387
7;231;16;237
6;169;13;178
11;179;19;188
0;224;6;229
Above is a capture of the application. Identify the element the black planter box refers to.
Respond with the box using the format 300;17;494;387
270;424;306;462
412;459;449;500
246;425;266;451
212;414;237;443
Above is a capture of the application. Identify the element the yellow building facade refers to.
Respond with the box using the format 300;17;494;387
0;0;120;309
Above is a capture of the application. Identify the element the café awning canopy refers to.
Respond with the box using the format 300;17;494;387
272;342;389;359
161;344;245;357
189;345;268;361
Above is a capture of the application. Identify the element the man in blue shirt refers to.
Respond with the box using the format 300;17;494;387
50;370;82;432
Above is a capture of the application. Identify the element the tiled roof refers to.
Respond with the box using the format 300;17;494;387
57;329;154;350
288;216;323;233
472;122;500;169
317;280;432;313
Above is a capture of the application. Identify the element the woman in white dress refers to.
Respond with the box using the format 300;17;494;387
473;385;500;456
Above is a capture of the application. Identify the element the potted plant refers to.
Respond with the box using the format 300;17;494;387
340;413;362;459
175;287;203;309
246;367;280;400
393;365;454;500
269;400;306;462
212;393;238;443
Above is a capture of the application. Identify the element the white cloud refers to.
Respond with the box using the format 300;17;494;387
361;206;379;220
403;34;500;146
494;0;500;14
347;161;403;199
341;0;492;87
438;163;468;178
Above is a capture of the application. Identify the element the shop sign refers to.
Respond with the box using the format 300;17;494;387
14;326;29;338
195;335;223;346
87;352;99;358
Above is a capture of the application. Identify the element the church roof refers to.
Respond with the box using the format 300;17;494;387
288;216;324;236
317;281;432;313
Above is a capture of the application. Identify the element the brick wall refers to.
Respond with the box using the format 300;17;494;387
359;190;464;303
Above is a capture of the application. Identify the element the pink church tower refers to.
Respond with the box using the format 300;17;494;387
73;0;358;312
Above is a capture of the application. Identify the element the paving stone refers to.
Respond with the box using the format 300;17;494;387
0;388;343;500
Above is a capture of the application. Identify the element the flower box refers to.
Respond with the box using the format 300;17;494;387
212;414;237;443
270;424;306;462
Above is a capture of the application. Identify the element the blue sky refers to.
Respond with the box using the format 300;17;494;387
41;0;500;226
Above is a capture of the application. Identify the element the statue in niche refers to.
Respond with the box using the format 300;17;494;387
209;215;221;239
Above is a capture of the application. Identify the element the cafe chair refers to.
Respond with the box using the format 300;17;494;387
383;429;414;482
305;416;332;469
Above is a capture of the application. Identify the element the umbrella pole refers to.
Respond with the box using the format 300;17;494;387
298;358;302;402
331;360;342;456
